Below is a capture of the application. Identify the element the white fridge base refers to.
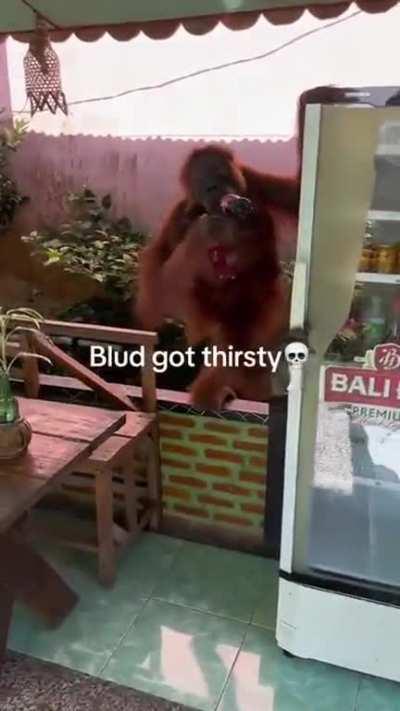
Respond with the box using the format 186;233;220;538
277;578;400;683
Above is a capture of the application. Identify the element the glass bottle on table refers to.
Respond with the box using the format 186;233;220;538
0;372;18;424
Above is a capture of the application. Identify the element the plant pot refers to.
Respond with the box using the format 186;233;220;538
0;374;32;461
0;416;32;461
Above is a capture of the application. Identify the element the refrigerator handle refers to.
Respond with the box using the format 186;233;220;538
290;260;308;332
280;260;309;574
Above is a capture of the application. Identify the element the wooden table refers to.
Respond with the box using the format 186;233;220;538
0;397;125;659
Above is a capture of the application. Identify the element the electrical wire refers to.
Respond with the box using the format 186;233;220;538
19;0;60;29
14;8;362;114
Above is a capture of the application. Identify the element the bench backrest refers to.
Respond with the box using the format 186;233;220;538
7;319;158;413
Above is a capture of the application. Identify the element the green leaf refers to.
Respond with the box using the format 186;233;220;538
44;255;61;265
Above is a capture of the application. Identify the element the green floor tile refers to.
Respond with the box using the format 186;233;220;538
217;626;360;711
101;599;246;711
252;560;279;631
9;533;182;676
356;676;400;710
154;541;276;622
11;533;377;711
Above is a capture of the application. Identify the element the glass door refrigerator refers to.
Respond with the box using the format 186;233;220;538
277;95;400;682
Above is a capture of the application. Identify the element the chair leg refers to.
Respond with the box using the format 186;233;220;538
122;456;139;536
0;530;78;627
146;423;162;531
95;469;116;587
0;585;13;662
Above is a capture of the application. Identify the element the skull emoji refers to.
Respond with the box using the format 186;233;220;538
285;342;309;367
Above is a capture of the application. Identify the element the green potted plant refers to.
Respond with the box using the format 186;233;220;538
0;307;50;460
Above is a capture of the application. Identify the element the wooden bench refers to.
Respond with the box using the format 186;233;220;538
0;398;127;660
9;319;161;587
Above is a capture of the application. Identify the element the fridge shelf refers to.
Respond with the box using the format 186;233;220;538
356;272;400;285
368;210;400;222
376;145;400;157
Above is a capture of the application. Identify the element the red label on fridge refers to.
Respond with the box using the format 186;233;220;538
325;366;400;408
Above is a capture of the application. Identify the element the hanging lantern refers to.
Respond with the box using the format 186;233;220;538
24;17;68;116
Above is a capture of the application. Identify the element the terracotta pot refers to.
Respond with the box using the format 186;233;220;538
0;416;32;461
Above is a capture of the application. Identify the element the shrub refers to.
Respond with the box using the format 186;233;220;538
0;118;29;231
22;187;146;304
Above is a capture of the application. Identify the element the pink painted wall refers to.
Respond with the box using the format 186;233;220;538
11;132;296;236
0;40;12;123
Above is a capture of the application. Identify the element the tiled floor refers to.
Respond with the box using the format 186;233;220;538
9;533;400;710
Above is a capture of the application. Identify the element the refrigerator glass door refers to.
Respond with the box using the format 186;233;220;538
289;106;400;592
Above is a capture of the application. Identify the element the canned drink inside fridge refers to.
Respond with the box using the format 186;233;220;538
359;246;377;272
376;244;396;273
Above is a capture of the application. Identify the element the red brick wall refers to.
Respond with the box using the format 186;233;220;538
160;412;267;531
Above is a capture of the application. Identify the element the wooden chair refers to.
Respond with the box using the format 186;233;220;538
9;319;161;587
